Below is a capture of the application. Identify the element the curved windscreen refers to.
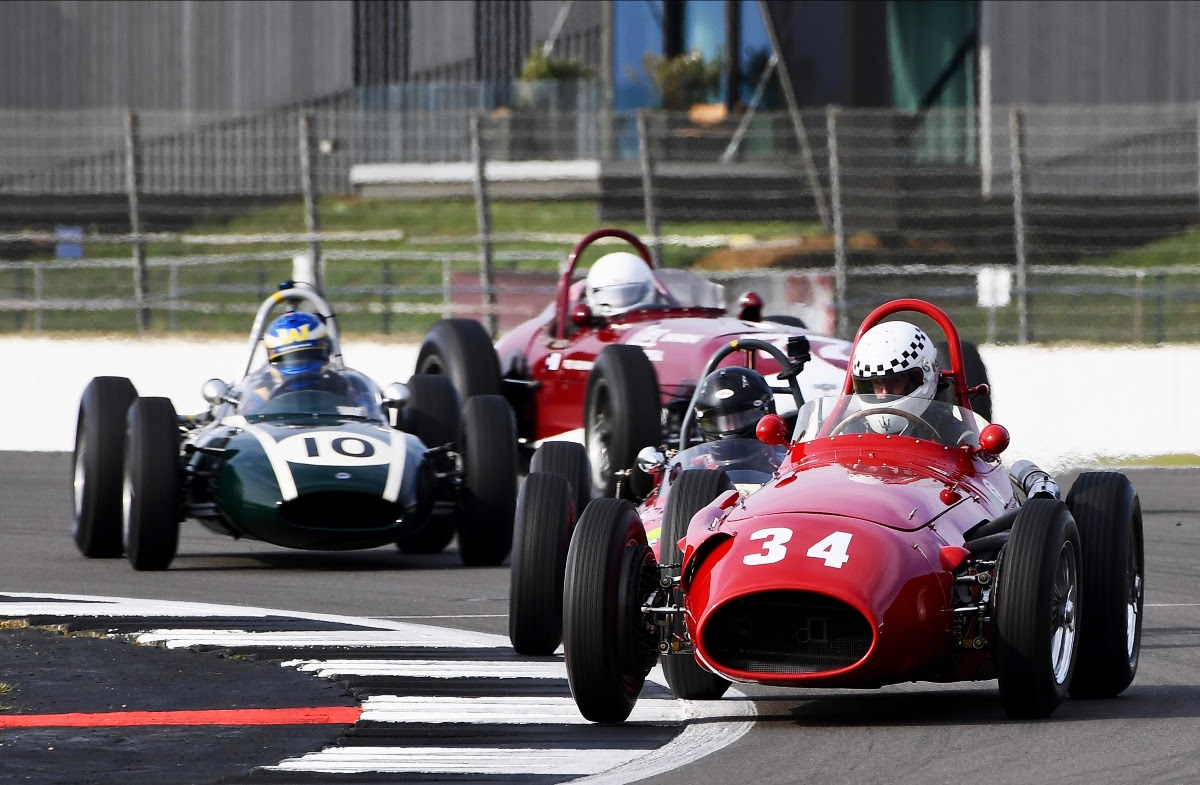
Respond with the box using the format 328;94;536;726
235;366;387;422
791;394;988;448
657;438;785;504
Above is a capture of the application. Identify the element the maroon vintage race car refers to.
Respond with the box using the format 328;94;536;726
561;298;1144;723
415;228;993;499
508;338;806;657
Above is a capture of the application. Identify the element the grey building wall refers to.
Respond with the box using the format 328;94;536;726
0;0;354;111
984;0;1200;105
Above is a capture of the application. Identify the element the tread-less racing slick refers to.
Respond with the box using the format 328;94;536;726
71;284;518;571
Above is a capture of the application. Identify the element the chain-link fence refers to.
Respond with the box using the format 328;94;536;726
2;101;1200;344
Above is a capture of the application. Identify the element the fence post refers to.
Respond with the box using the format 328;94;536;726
637;109;663;265
299;111;323;292
381;259;392;335
442;255;453;319
33;263;43;331
471;111;498;338
124;109;149;334
168;261;178;332
1009;107;1029;345
826;106;848;340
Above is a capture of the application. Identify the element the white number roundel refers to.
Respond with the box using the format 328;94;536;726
275;431;391;466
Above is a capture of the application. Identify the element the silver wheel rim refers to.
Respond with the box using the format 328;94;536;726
1051;541;1080;684
121;469;134;551
1127;572;1142;658
587;388;612;492
72;431;86;528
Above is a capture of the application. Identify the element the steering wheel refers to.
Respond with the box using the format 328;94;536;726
830;406;938;439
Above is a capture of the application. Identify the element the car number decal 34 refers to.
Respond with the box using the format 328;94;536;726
743;527;853;568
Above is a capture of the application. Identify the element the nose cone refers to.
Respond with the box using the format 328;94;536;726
685;513;951;687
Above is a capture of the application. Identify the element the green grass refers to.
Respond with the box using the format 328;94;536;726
1094;453;1200;468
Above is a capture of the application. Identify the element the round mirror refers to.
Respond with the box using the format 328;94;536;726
635;445;666;475
201;378;230;405
382;382;410;409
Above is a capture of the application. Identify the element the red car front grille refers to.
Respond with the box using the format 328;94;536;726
701;590;872;675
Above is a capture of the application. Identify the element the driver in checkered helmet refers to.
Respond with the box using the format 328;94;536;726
848;320;974;445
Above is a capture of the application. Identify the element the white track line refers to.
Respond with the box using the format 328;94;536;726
131;628;501;649
268;746;647;775
284;658;569;679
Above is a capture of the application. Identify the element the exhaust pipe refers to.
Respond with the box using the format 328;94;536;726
1009;459;1060;501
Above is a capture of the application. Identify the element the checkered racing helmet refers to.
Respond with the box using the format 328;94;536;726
850;321;939;434
263;311;331;377
585;252;657;317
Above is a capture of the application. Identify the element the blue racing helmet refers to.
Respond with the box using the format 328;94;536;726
263;311;331;376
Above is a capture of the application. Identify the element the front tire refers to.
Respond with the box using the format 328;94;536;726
563;498;657;723
508;472;575;655
403;373;461;449
1067;471;1144;699
529;440;591;522
73;376;138;558
416;318;502;402
660;470;734;700
584;345;661;500
455;395;518;566
123;397;181;571
993;498;1081;719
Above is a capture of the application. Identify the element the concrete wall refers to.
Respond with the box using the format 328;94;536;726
6;337;1198;473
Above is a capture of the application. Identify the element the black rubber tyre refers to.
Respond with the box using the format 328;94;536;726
508;472;575;655
1066;471;1144;699
937;340;992;422
403;373;461;449
122;397;181;571
72;376;138;558
456;395;518;566
764;313;807;329
993;498;1081;719
563;498;657;724
529;441;591;522
584;345;661;500
660;470;733;700
415;318;502;402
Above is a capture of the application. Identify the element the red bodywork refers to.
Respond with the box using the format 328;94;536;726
492;229;849;442
676;299;1014;688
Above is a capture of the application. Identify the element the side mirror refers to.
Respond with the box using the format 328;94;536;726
201;378;232;405
382;382;410;410
736;291;763;321
571;302;595;328
976;423;1010;456
636;445;666;475
756;413;789;447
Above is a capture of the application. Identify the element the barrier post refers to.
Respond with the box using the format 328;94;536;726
471;112;498;338
124;109;149;334
826;106;848;339
637;108;662;265
1009;107;1029;345
299;111;323;293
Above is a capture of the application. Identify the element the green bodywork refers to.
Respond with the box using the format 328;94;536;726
186;416;440;551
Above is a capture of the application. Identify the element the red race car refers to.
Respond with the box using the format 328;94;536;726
415;228;993;498
561;298;1144;723
509;338;806;656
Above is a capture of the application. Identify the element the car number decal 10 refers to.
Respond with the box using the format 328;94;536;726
743;528;853;568
276;431;391;466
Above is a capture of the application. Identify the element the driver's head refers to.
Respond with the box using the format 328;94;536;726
263;311;331;377
695;366;775;441
850;320;939;434
585;252;657;316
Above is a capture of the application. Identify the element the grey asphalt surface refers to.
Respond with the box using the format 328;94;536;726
2;452;1199;785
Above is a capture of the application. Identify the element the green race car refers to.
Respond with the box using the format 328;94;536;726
71;283;518;571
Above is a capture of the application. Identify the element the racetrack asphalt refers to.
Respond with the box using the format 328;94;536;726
0;624;357;785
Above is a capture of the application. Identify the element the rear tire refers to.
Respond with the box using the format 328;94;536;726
584;345;661;500
563;498;656;723
1067;471;1144;699
416;318;502;401
456;395;518;566
660;470;734;700
403;373;461;449
529;440;591;522
72;376;138;558
123;397;181;571
508;472;575;655
993;498;1081;719
765;314;807;329
938;340;992;422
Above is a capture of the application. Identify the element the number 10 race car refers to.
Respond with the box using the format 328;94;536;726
561;299;1144;723
71;284;518;571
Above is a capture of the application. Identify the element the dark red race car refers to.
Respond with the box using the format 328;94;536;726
508;338;806;657
560;298;1144;723
415;229;993;498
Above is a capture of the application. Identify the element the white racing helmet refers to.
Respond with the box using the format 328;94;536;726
850;321;939;434
585;252;657;316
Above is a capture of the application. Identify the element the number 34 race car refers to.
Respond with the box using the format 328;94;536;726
415;228;993;499
561;299;1144;723
71;284;518;571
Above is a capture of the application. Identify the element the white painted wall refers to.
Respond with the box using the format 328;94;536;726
5;337;1197;472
